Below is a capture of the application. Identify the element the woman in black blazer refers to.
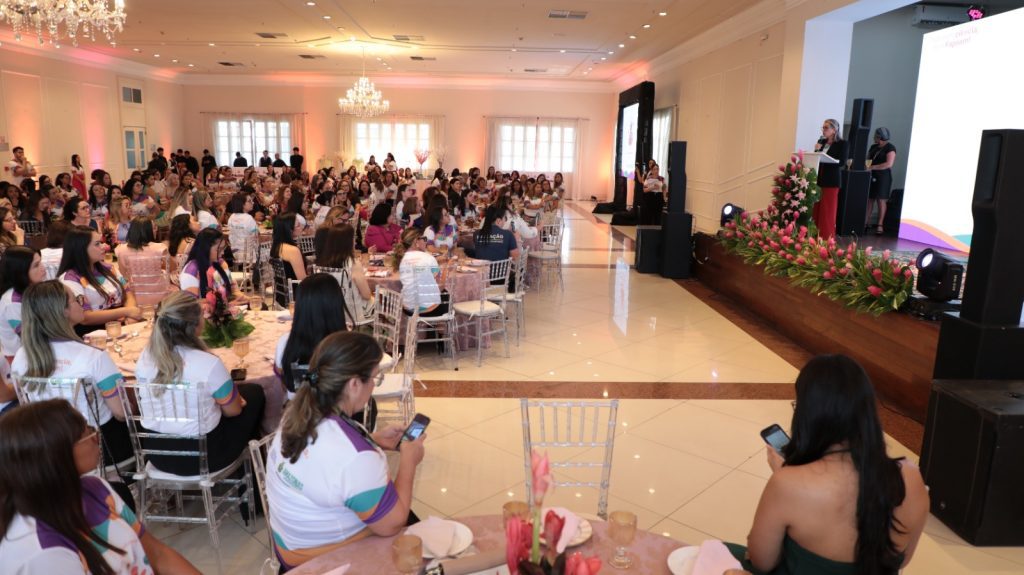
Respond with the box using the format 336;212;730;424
812;118;848;239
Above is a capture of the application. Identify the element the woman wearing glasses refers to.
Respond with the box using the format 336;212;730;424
267;332;424;571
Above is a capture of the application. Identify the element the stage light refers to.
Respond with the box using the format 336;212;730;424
915;248;964;302
967;5;986;20
720;203;743;227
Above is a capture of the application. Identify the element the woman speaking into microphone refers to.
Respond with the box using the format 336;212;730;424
812;119;848;239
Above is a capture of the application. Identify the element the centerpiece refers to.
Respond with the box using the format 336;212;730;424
414;149;431;177
505;451;603;575
201;280;254;349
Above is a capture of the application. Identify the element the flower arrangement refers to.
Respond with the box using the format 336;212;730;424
505;451;602;575
414;149;431;176
766;151;821;232
720;214;915;316
201;274;254;348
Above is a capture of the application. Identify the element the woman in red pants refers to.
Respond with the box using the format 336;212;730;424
812;119;848;239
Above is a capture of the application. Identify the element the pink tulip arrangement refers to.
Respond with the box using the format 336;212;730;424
200;273;254;348
505;450;602;575
720;213;915;316
768;152;821;231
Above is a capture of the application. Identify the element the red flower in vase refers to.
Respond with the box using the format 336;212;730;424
506;517;532;575
543;510;566;560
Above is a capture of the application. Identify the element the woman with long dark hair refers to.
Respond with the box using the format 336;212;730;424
0;246;45;365
729;354;929;575
167;213;197;258
270;212;307;282
134;292;264;475
115;218;169;306
70;153;87;199
423;205;456;253
180;227;242;301
275;274;350;394
10;280;132;463
473;204;519;262
0;207;23;251
267;332;424;570
0;399;200;574
364;203;402;252
316;225;375;328
23;192;51;232
58;226;140;330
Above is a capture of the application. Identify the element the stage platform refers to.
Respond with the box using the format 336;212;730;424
692;232;939;423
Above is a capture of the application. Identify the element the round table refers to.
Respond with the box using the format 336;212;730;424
288;514;684;574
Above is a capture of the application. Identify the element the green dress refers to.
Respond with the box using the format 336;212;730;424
726;537;856;575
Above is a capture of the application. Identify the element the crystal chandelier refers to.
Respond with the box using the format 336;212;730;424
0;0;126;46
338;54;389;117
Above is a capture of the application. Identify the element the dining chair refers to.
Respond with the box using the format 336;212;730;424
229;235;260;295
312;264;376;328
520;398;620;520
118;379;256;575
411;265;459;370
529;220;564;292
454;258;512;366
247;434;281;575
373;311;420;427
118;252;171;306
269;258;300;310
297;234;317;259
488;247;529;346
170;252;189;287
16;220;43;239
372;286;404;362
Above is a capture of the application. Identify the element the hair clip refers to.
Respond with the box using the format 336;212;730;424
302;371;319;387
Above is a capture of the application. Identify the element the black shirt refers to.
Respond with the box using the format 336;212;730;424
233;156;248;167
258;156;273;168
290;154;304;172
272;159;287;168
817;139;848;188
867;142;896;170
473;227;517;261
201;155;217;174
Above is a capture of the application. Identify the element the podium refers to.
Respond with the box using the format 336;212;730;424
799;151;839;172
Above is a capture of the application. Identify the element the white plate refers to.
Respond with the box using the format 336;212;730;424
276;312;292;322
666;546;700;575
466;259;488;267
412;521;474;559
538;510;593;549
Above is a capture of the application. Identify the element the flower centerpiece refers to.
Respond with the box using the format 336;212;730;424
414;149;431;177
505;451;602;575
767;151;821;232
201;277;254;348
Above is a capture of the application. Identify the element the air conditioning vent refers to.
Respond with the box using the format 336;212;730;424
911;5;970;28
298;54;326;59
217;62;245;67
548;9;587;19
255;32;287;39
523;68;548;73
393;34;425;42
409;56;436;61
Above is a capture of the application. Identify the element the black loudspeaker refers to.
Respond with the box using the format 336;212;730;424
635;226;662;273
613;175;628;209
666;141;687;213
960;129;1024;325
836;170;870;237
848;98;874;170
920;379;1024;545
881;188;903;236
933;314;1024;380
660;212;692;279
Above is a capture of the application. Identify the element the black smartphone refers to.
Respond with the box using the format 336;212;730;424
401;413;431;442
760;423;790;453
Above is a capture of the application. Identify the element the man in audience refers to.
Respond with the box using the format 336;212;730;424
233;152;248;167
290;146;304;172
6;146;37;188
272;153;287;168
183;150;200;177
259;150;273;168
151;146;169;173
199;149;217;181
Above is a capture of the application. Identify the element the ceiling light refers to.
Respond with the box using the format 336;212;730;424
208;42;215;46
608;51;614;55
511;48;517;52
559;49;565;53
339;52;390;117
306;1;315;5
629;34;637;39
600;57;606;60
618;43;624;48
659;11;668;16
322;15;331;20
642;24;651;29
187;63;194;67
172;59;178;63
132;47;140;52
0;0;126;46
153;54;160;57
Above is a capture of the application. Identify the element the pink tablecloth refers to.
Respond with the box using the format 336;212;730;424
289;514;683;574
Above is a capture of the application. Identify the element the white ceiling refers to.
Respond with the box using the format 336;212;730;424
65;0;762;81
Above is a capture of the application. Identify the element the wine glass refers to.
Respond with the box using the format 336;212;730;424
105;320;122;340
89;333;109;350
232;337;250;368
391;534;423;575
502;500;529;522
140;304;155;327
608;510;637;569
248;295;263;315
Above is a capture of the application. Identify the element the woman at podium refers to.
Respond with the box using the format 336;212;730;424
812;119;848;239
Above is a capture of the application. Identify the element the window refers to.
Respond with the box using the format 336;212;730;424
213;119;291;167
496;119;576;173
353;120;429;168
121;87;142;104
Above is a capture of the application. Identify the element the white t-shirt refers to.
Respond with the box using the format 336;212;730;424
399;250;440;311
59;265;128;312
11;340;123;425
227;213;258;260
39;248;62;279
0;477;150;575
173;205;190;217
134;345;238;435
0;289;23;359
179;260;233;296
509;214;538;239
266;415;398;566
197;209;219;230
5;160;29;187
422;225;456;250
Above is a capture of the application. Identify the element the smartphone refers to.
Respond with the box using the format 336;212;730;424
401;413;431;442
760;424;790;453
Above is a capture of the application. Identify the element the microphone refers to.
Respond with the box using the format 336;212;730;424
815;137;827;151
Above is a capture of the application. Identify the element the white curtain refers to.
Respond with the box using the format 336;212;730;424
652;106;676;173
485;116;587;201
200;112;306;169
337;114;445;172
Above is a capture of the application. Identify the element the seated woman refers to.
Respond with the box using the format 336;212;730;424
134;292;265;475
271;212;308;287
115;217;170;306
226;193;258;263
58;226;142;334
728;354;929;575
180;228;243;301
1;246;46;365
62;196;98;231
22;191;51;233
403;197;422;229
0;399;200;574
267;331;425;570
168;212;198;261
364;203;402;253
316;225;375;329
105;196;131;246
422;205;456;254
473;204;520;263
395;227;449;317
0;207;24;253
10;280;132;464
191;190;219;231
274;274;351;396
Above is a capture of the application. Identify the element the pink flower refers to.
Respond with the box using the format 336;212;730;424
531;450;552;507
505;517;532;574
872;268;883;281
864;246;873;256
723;231;734;238
736;232;745;239
794;243;802;251
836;249;844;257
818;247;829;259
565;552;603;575
778;250;787;257
839;267;849;276
796;257;806;265
769;241;780;250
867;285;883;297
883;249;891;260
543;510;566;560
904;269;914;279
823;271;833;279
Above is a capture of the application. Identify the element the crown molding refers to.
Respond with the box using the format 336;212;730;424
0;30;180;82
177;72;618;93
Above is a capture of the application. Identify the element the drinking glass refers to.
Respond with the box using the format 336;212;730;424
503;500;529;523
608;510;637;569
248;295;263;314
232;337;250;368
105;321;122;340
288;301;295;317
391;534;423;575
140;304;155;327
89;333;108;350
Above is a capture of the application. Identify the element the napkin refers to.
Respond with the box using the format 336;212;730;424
692;540;742;575
405;516;458;557
438;549;505;575
321;564;350;575
547;507;581;553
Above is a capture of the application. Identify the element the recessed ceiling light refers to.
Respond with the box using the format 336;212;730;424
600;57;606;60
618;43;624;48
559;49;565;53
642;24;651;29
629;34;637;39
208;42;215;46
511;48;517;52
307;43;314;47
172;59;178;63
188;63;195;67
154;54;160;58
132;48;140;52
659;11;668;16
306;1;315;5
608;51;614;55
322;15;331;20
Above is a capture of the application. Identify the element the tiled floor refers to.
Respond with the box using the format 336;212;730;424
161;202;1024;574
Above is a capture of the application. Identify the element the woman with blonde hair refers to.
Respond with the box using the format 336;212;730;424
266;331;424;570
191;189;218;230
134;291;265;475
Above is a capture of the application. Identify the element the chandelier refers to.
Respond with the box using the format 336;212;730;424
338;54;389;117
0;0;126;46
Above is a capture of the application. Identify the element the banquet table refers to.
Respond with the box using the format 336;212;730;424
288;514;683;574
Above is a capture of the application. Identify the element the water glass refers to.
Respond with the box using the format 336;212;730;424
608;510;637;569
140;304;156;326
248;295;263;314
503;500;529;522
232;337;250;368
89;333;109;350
105;321;122;340
391;534;422;575
288;301;295;317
